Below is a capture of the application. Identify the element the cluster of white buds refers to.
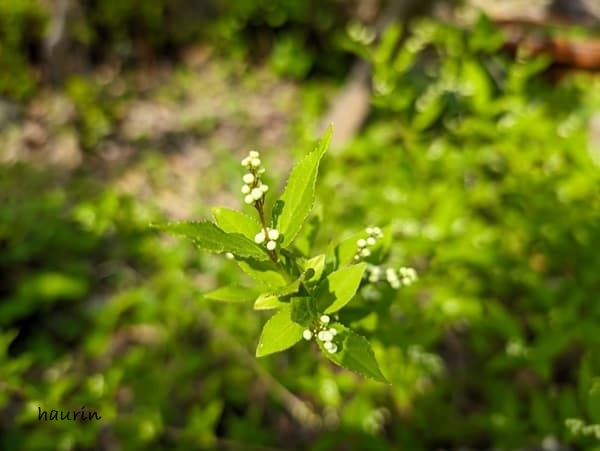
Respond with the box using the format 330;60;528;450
366;265;418;289
241;150;269;205
302;315;339;354
254;227;281;251
354;226;383;261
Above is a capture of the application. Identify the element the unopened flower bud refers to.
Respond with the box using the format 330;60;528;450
266;240;277;251
251;188;263;200
243;173;255;184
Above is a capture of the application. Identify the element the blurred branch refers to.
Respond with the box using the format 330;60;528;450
198;309;323;431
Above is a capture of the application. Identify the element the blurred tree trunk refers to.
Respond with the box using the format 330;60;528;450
43;0;87;85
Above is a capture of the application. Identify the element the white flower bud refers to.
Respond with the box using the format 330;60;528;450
357;239;367;248
366;227;374;235
259;184;269;192
249;150;260;158
329;328;337;336
320;315;330;324
244;194;255;204
267;229;279;240
303;329;313;340
390;280;401;289
254;231;266;244
251;188;263;200
322;331;333;342
323;341;334;350
241;157;251;166
266;240;277;251
317;331;326;341
327;344;338;354
373;227;382;237
360;248;371;257
225;252;235;260
251;158;261;167
386;268;398;281
353;255;360;261
366;237;376;246
241;184;251;194
243;173;255;184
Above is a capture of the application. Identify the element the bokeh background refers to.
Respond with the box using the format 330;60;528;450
2;0;600;449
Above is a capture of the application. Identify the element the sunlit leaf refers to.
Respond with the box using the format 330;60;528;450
275;126;331;247
256;305;304;357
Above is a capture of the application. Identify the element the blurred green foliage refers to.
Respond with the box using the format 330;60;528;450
314;16;600;449
0;0;352;101
0;0;47;100
2;4;600;450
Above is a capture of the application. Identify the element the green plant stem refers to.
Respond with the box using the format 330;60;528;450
256;199;278;263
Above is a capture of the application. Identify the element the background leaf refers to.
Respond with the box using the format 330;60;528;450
275;126;331;247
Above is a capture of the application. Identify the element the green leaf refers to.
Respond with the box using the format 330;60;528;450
275;126;331;247
212;207;261;241
328;231;364;269
204;285;261;303
253;296;285;310
328;226;392;268
318;323;387;382
300;254;326;284
238;260;288;288
255;305;304;357
318;263;367;314
254;278;302;310
293;208;321;256
290;297;315;327
154;221;268;260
